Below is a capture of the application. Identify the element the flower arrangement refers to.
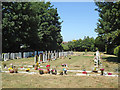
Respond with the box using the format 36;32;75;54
108;73;112;75
8;67;13;71
10;69;14;73
8;67;14;73
82;71;87;74
34;65;38;70
38;69;44;74
100;68;104;75
100;68;104;71
46;65;50;68
26;68;30;72
36;62;39;67
61;64;67;67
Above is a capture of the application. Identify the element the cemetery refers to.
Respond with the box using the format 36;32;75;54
1;51;119;88
1;1;120;89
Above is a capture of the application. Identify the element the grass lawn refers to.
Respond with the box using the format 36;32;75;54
1;52;119;88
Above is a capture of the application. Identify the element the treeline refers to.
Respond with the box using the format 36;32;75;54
62;36;105;52
2;2;63;53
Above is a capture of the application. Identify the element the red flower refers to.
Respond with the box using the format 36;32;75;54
21;67;23;68
82;71;87;74
100;68;104;71
108;73;112;75
46;65;50;67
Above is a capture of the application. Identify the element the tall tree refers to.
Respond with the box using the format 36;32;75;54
2;2;63;53
95;2;120;54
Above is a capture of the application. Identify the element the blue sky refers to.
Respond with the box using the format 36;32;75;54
51;2;99;42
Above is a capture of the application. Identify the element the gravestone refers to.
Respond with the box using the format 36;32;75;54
48;51;50;61
55;52;57;59
43;53;45;62
96;50;101;66
10;53;14;60
4;53;9;61
34;55;38;64
19;52;22;58
39;53;43;63
51;51;54;60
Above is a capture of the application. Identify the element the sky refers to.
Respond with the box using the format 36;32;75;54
51;2;99;42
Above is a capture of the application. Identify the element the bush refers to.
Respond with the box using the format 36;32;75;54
114;46;120;57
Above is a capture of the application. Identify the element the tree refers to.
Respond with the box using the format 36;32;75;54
95;2;120;54
2;2;63;53
95;36;105;52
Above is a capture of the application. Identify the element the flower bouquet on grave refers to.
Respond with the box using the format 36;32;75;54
61;64;65;67
26;68;30;72
82;71;87;74
8;67;14;73
34;65;38;70
38;69;44;75
108;73;112;75
10;69;14;73
8;67;13;71
46;65;50;68
100;68;104;75
33;65;35;68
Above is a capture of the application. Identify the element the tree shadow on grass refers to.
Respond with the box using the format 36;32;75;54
102;57;120;63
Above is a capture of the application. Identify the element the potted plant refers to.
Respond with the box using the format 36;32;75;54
33;65;35;68
38;69;44;75
100;68;104;75
34;65;38;70
26;68;30;72
82;71;87;74
10;69;14;73
108;73;112;75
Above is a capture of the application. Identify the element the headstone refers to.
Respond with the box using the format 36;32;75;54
34;55;38;64
43;53;45;62
45;51;48;61
23;52;26;58
19;52;22;58
55;52;57;59
39;53;43;63
51;53;54;60
48;51;50;61
4;53;9;61
96;50;101;66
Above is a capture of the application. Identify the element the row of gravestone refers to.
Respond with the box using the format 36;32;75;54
34;51;73;63
2;51;73;62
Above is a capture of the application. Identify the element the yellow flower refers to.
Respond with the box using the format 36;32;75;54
8;67;12;71
26;68;30;71
36;62;39;66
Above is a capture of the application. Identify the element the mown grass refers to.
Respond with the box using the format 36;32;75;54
1;52;119;88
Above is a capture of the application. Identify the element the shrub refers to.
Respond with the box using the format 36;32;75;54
114;46;120;57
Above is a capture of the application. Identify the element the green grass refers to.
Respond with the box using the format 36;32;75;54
1;52;119;88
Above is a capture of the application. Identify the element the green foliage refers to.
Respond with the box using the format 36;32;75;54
61;43;69;51
2;2;63;52
114;46;120;57
62;36;96;51
95;2;120;54
95;36;105;51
